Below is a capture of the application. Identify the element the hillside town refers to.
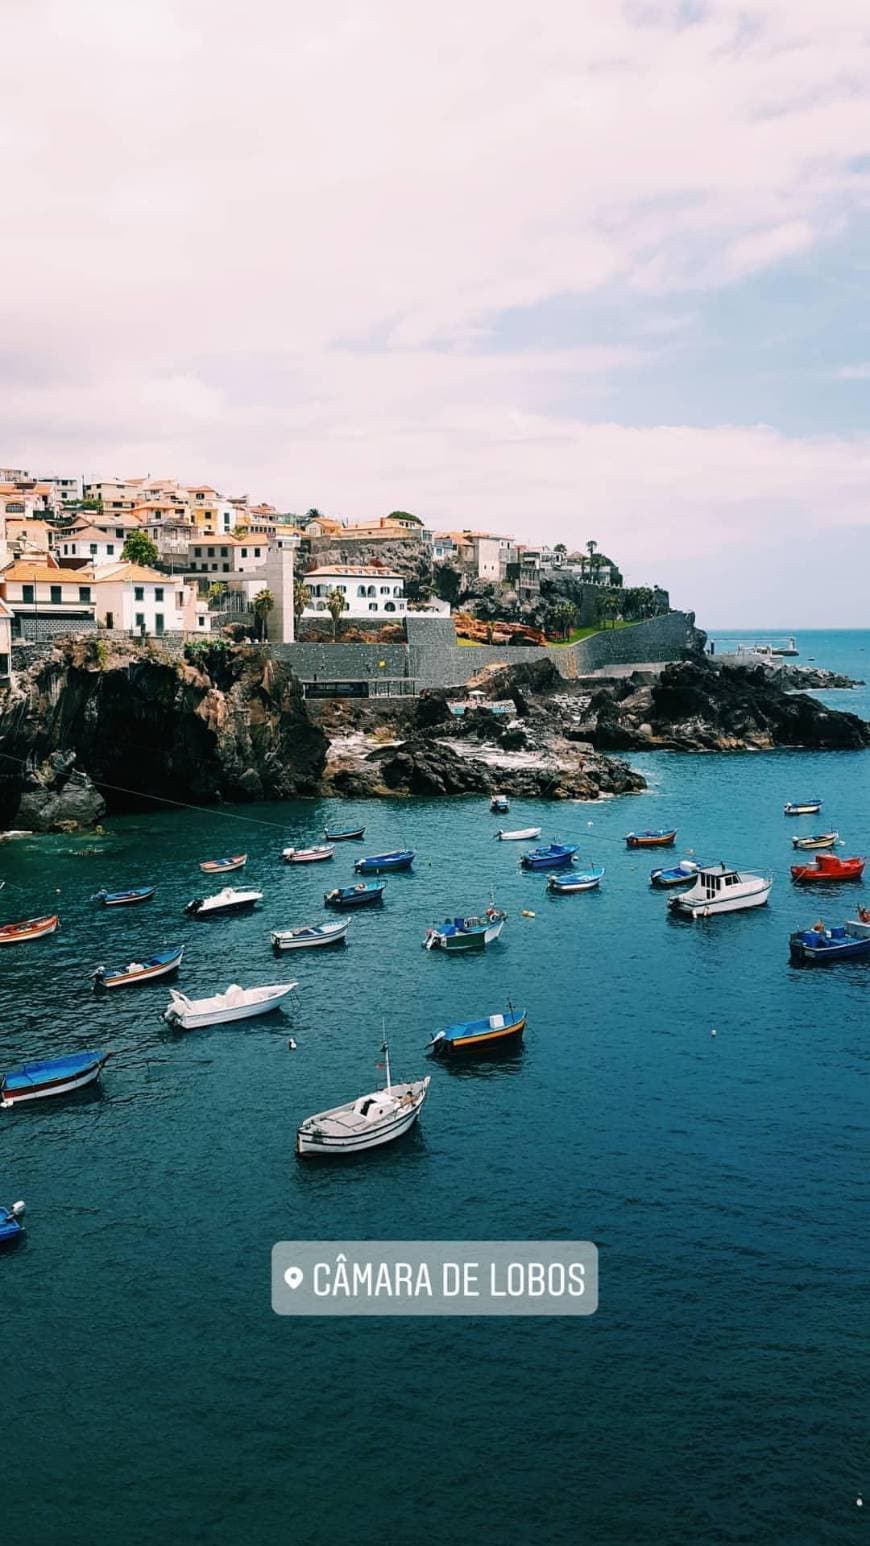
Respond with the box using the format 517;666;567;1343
0;467;670;683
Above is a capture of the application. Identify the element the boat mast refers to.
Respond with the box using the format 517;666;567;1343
382;1029;392;1096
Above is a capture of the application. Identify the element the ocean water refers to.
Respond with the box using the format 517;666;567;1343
2;631;868;1546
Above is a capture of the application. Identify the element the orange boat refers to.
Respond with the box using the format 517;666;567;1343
790;854;865;885
0;913;60;945
625;829;677;850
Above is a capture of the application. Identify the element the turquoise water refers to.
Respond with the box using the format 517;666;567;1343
2;632;869;1546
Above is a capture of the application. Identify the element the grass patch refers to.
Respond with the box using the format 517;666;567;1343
547;620;636;647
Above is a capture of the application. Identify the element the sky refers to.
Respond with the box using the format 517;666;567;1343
2;0;870;626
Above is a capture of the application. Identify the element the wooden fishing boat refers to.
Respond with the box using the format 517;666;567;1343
789;919;870;964
428;1007;526;1057
0;913;59;945
1;1050;110;1108
271;919;349;951
784;800;822;816
424;902;507;952
184;886;263;918
496;827;542;841
92;944;185;990
282;845;335;864
199;854;247;874
296;1042;429;1155
791;832;839;851
650;859;700;888
490;794;510;814
354;849;415;874
521;843;578;871
92;886;156;908
790;854;865;885
547;866;604;893
323;825;365;842
668;863;772;918
325;882;386;909
163;981;296;1030
625;829;677;849
0;1201;25;1245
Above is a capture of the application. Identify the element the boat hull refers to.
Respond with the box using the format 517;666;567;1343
789;929;870;964
200;856;247;874
496;828;542;841
324;827;365;842
784;803;821;816
669;882;771;918
432;1014;526;1056
1;1053;108;1107
271;922;349;950
164;987;293;1030
547;873;603;892
283;848;334;864
790;859;865;884
626;831;677;849
0;914;60;944
94;949;184;990
325;887;385;909
791;833;838;851
94;889;155;907
354;853;414;874
185;896;261;917
296;1083;429;1155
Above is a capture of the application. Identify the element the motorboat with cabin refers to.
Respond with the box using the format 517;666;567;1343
668;863;772;918
296;1042;429;1155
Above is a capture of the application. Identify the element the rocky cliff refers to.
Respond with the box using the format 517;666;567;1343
0;639;328;829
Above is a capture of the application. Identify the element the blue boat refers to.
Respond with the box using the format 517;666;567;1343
1;1049;110;1107
0;1201;25;1245
325;882;386;909
92;886;156;908
92;944;184;991
323;825;365;842
354;849;415;874
521;844;578;871
649;860;701;888
789;920;870;964
428;1006;527;1057
547;866;604;893
784;800;822;816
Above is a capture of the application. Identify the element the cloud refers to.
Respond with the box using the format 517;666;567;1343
833;363;870;380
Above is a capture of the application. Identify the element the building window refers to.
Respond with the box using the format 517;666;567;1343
220;547;228;557
241;548;248;558
254;548;261;558
155;587;164;602
222;563;229;573
135;612;145;630
357;585;366;597
176;593;184;608
0;654;8;677
134;586;144;602
22;585;34;603
194;547;202;558
50;585;62;604
107;544;114;555
384;602;396;612
369;602;378;612
89;543;98;555
116;529;123;539
79;587;91;603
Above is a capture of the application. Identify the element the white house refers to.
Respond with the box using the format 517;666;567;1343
56;524;126;565
1;560;97;637
185;535;269;578
89;563;211;635
301;565;406;619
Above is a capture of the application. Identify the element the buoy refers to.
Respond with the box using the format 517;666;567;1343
521;909;535;918
857;1495;863;1508
711;1028;717;1038
288;1038;297;1051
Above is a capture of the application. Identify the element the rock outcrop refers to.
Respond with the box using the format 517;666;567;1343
0;638;328;827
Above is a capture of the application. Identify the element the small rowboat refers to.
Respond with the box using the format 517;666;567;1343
789;919;870;964
271;919;349;951
325;882;386;909
428;1007;527;1057
92;886;156;908
296;1042;429;1156
424;903;507;952
490;794;510;814
282;845;335;864
1;1049;110;1108
200;854;247;874
92;944;185;990
547;867;604;893
625;829;677;849
354;849;415;874
790;854;865;885
791;832;839;851
0;1201;25;1246
521;843;578;871
0;913;59;945
163;981;296;1030
784;800;822;816
323;825;365;842
650;859;700;888
184;887;263;917
496;827;542;841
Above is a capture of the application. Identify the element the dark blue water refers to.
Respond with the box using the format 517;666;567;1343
2;633;868;1545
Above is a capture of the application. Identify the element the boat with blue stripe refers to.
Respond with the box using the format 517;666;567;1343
428;1006;527;1057
325;882;386;909
1;1049;110;1107
0;1201;25;1245
354;849;415;874
521;843;578;871
92;886;156;907
789;918;870;964
649;859;701;888
784;800;822;816
323;824;366;842
92;944;184;990
547;866;604;893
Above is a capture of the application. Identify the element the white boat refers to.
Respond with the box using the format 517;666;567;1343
296;1043;430;1156
184;886;263;917
668;863;772;919
282;846;334;864
163;981;296;1030
271;919;349;951
495;827;542;842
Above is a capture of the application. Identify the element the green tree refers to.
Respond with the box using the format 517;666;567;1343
599;589;621;628
293;578;311;632
326;586;348;641
253;587;274;641
122;530;159;567
208;581;228;606
385;511;424;526
550;599;577;641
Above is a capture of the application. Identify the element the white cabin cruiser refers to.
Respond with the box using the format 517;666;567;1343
296;1044;429;1156
163;981;296;1029
184;886;263;918
668;863;772;919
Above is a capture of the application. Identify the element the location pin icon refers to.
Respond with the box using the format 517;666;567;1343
284;1266;304;1290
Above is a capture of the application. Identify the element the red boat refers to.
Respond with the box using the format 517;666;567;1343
790;854;866;885
0;913;60;945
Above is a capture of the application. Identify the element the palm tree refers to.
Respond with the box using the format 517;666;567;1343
253;588;274;641
326;587;347;641
293;578;311;632
549;599;577;641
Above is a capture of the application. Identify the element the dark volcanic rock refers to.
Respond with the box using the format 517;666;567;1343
15;751;107;832
370;735;644;800
0;639;328;824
